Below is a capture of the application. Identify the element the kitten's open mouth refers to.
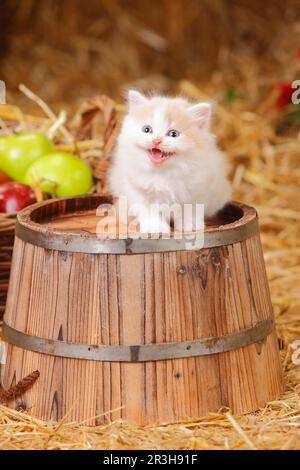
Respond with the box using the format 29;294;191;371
148;148;175;165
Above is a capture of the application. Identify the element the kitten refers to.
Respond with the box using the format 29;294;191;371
108;90;231;233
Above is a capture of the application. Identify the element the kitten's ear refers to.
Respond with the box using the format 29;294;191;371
188;102;211;129
127;90;148;112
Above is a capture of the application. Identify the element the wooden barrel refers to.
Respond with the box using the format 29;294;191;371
2;195;282;425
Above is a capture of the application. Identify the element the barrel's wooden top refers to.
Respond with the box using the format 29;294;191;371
38;204;246;234
15;194;258;254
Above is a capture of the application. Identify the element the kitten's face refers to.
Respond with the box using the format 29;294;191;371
121;91;211;167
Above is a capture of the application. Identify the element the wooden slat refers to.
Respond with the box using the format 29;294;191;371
2;200;283;425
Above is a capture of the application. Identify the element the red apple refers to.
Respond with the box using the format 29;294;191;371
0;182;36;213
0;171;12;184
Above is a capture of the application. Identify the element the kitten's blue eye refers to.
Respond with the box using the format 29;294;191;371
167;129;180;137
142;125;153;133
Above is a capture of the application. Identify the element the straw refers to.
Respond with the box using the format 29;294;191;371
0;0;299;450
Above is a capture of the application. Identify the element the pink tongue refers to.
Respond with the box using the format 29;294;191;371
150;149;163;164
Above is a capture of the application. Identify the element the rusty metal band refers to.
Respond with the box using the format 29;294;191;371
15;217;258;254
2;317;274;362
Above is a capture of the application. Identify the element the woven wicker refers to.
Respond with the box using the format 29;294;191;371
0;97;119;320
0;213;16;318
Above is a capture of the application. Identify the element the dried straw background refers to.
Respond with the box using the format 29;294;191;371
0;0;299;450
1;0;300;109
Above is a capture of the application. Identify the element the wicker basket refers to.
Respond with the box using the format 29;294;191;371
0;97;119;320
0;213;16;319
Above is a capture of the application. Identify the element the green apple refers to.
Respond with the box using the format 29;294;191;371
24;151;93;197
0;132;54;182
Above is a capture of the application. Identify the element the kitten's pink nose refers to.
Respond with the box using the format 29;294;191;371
152;139;162;148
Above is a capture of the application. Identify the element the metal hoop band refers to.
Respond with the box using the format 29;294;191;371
15;216;258;254
2;317;274;362
15;197;259;254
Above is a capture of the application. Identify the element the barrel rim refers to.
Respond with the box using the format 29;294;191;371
16;195;259;254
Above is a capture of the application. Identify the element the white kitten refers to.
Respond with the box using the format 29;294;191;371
108;90;231;233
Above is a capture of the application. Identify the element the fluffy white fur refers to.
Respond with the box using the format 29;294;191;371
108;90;231;233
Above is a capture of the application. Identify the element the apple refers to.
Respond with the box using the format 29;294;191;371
23;151;93;197
0;132;54;182
0;170;12;184
0;182;36;213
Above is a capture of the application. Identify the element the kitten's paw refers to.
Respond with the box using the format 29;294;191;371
174;219;195;233
139;219;170;235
